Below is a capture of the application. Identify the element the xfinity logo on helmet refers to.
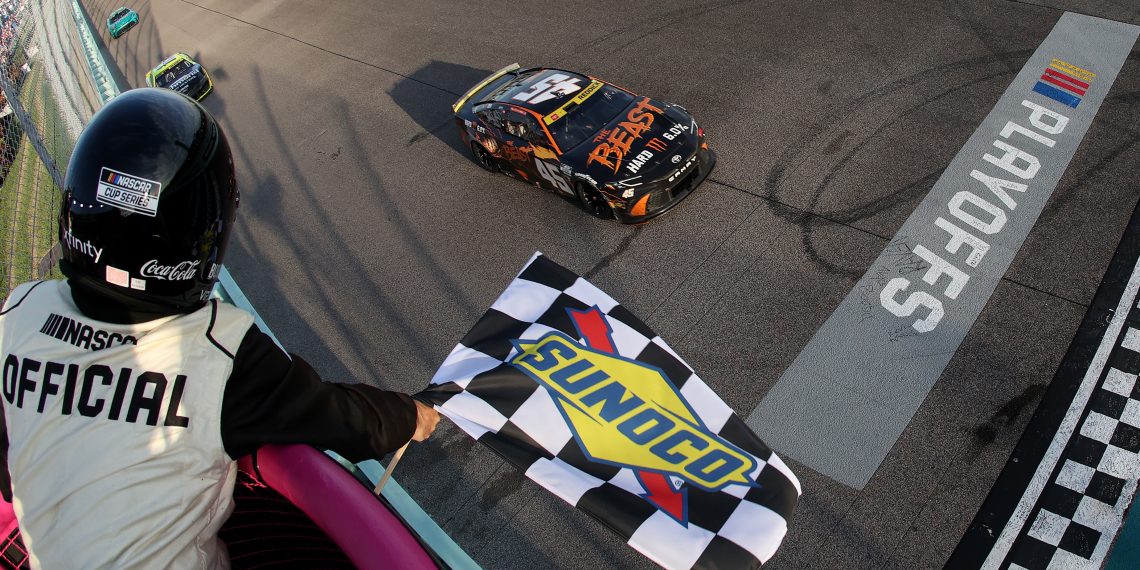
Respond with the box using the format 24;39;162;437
62;228;103;263
140;260;200;281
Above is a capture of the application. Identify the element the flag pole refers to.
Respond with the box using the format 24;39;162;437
373;441;409;495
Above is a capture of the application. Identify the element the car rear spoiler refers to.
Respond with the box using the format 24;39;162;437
451;63;520;113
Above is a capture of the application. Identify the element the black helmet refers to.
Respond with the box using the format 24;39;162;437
59;88;238;311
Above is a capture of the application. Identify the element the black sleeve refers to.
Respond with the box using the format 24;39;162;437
220;326;419;462
0;403;9;503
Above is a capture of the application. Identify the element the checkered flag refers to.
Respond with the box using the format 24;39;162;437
418;253;800;569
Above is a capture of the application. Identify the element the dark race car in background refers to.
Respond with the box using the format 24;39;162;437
145;53;213;101
453;64;715;223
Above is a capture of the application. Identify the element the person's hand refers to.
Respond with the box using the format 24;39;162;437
411;400;440;442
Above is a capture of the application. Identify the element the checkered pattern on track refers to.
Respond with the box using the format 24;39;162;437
1006;311;1140;569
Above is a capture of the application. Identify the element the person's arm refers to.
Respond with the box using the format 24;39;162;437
0;403;9;504
220;326;433;462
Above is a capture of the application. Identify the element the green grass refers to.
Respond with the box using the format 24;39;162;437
0;60;66;302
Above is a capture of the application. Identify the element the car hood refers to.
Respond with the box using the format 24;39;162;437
562;97;699;187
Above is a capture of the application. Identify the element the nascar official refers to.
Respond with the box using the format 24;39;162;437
0;88;440;569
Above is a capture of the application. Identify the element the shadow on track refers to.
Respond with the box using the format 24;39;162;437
389;60;492;158
212;63;593;569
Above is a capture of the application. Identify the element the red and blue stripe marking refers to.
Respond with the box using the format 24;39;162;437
1033;58;1095;108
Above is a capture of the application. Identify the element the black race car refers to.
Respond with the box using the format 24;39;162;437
145;53;213;101
453;64;715;223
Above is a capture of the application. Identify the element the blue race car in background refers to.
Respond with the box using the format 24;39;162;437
107;7;138;39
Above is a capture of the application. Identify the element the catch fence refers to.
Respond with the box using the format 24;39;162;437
0;0;113;300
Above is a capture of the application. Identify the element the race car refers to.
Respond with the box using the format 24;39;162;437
107;7;138;39
453;64;715;223
145;53;213;101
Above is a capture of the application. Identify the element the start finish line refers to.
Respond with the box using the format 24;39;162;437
748;13;1140;490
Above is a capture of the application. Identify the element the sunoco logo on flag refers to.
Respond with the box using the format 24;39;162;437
421;252;800;569
510;308;759;527
1032;58;1095;108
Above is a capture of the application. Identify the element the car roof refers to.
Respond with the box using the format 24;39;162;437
487;68;598;115
154;53;191;69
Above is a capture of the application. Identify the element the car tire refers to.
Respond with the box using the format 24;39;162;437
470;142;498;173
575;182;614;220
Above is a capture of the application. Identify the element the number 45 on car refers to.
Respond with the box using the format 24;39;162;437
453;64;716;223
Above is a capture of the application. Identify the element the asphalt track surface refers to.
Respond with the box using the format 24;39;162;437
77;1;1140;568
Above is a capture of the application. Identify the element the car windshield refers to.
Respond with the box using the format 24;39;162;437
155;60;193;88
545;84;635;151
110;9;129;23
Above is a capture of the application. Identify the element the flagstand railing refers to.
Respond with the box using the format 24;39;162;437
213;268;479;570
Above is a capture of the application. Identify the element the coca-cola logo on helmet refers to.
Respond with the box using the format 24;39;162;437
140;259;200;281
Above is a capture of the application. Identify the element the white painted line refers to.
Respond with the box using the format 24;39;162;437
982;253;1140;568
748;12;1140;489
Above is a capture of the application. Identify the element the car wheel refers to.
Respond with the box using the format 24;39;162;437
575;182;614;220
470;142;498;173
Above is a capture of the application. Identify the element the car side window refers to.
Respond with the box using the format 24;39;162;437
475;104;505;131
522;116;549;147
524;117;551;147
503;109;530;140
503;110;549;147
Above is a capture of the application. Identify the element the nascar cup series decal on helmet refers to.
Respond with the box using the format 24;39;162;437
509;324;758;496
96;166;163;217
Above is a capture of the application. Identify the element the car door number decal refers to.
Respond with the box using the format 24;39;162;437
513;74;583;105
535;160;573;195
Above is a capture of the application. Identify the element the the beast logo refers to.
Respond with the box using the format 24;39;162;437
585;98;663;174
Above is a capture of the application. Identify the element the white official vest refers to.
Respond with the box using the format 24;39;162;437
0;280;254;569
